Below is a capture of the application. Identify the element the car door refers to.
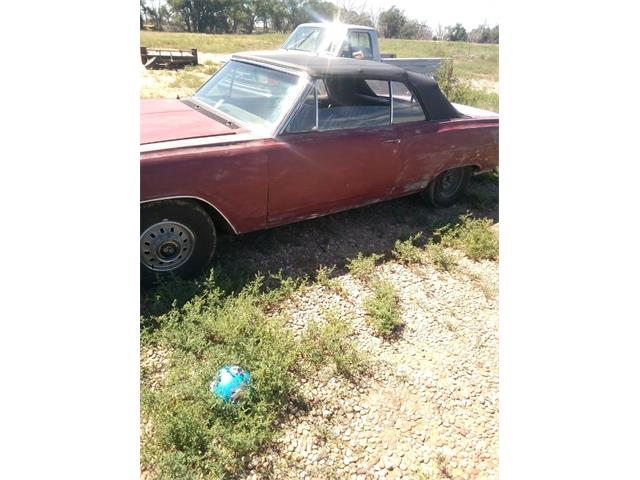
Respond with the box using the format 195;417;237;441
266;78;403;227
386;81;443;197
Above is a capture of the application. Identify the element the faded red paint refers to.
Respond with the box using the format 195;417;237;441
140;99;245;144
140;101;498;235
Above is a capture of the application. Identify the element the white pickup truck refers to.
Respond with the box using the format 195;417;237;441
281;23;442;77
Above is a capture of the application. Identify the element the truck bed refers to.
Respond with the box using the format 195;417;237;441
381;58;442;77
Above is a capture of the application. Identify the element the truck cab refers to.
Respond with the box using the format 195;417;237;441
282;23;382;61
281;23;441;76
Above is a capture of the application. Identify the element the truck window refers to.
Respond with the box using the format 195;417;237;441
391;82;426;124
343;31;374;60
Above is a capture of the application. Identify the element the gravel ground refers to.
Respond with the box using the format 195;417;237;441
240;246;498;480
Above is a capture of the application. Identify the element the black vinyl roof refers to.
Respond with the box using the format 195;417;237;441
232;51;462;120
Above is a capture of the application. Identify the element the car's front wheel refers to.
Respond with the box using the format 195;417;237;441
423;166;472;207
140;199;216;285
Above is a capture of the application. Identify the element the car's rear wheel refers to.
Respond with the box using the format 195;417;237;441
140;199;216;285
423;166;472;207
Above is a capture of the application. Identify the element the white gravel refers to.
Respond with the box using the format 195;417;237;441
244;247;499;479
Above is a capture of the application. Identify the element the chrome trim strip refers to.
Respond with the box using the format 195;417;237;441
314;81;319;130
275;80;316;136
140;131;270;153
140;195;239;234
271;72;312;136
389;81;394;124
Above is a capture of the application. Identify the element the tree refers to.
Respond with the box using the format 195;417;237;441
445;23;468;42
400;19;432;40
378;6;407;38
142;0;170;31
140;0;146;29
254;0;274;31
468;23;499;44
490;25;499;43
300;0;337;23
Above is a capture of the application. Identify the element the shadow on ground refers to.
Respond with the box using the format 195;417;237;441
141;173;498;317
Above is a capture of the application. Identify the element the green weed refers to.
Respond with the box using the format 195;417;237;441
300;309;365;378
392;233;424;265
426;242;458;272
346;252;383;281
141;276;306;479
315;265;348;298
436;214;498;261
364;280;403;337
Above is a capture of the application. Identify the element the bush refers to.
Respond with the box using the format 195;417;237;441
141;277;303;479
346;252;383;281
364;280;403;336
426;242;458;272
436;214;498;261
392;233;424;265
301;309;365;378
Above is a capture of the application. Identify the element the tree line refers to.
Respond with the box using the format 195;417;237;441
140;0;498;43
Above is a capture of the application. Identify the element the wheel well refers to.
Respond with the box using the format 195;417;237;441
142;197;237;235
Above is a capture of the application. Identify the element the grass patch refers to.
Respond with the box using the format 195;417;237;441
346;252;383;282
436;214;498;261
392;232;424;265
436;58;498;112
141;31;288;54
300;309;365;378
141;61;221;99
364;280;403;337
141;275;314;479
426;242;458;272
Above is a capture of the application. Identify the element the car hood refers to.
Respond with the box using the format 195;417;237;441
140;99;238;144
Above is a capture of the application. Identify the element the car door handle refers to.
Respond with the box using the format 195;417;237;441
383;138;401;144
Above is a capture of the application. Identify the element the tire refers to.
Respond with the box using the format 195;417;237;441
423;166;472;207
140;199;216;285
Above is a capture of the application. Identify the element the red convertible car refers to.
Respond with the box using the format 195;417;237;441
141;51;498;282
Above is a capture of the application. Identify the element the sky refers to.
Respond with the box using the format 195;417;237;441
333;0;499;31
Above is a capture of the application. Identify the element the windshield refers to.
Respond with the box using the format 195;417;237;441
193;60;304;131
282;25;345;54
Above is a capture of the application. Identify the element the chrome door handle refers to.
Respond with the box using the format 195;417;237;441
383;138;401;144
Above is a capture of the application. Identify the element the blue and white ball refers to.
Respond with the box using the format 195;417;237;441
210;365;251;403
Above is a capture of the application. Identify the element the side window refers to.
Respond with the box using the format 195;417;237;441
285;78;392;133
318;78;390;131
346;31;374;59
391;82;426;123
287;84;317;134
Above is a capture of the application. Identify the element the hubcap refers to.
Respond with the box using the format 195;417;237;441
440;168;464;198
140;221;195;271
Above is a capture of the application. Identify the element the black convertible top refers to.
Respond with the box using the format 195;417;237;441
232;51;462;120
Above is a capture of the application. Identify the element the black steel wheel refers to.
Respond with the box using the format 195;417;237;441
423;166;472;207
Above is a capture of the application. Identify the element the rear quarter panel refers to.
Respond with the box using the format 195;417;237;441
392;117;499;197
